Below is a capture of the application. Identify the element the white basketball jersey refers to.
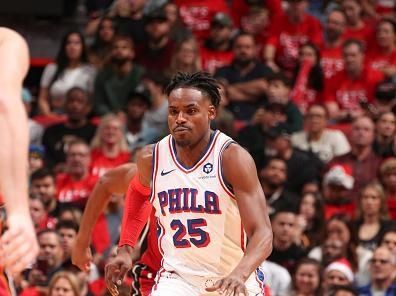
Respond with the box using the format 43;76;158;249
150;130;247;278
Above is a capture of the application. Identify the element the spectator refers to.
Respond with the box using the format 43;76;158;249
322;164;356;219
237;102;287;167
43;87;96;168
289;258;322;296
90;114;130;177
58;207;83;225
38;31;96;116
211;82;236;137
23;88;44;146
374;79;396;115
296;192;325;250
323;259;354;295
341;0;375;46
321;9;346;80
48;271;80;296
31;168;58;218
166;37;201;78
361;0;396;20
142;72;170;139
321;237;350;268
29;145;46;176
28;230;64;287
292;104;351;163
264;0;323;73
56;139;98;211
267;125;323;194
309;214;372;286
268;208;307;273
379;158;396;219
163;1;191;42
327;116;381;199
291;42;325;114
355;182;393;251
174;0;230;41
324;40;384;122
135;6;175;73
56;220;79;262
373;111;396;158
259;260;291;296
108;0;147;45
240;4;271;55
124;89;157;152
29;194;56;232
93;35;145;116
200;12;234;74
380;228;396;255
89;16;116;68
367;19;396;78
358;246;396;295
215;32;273;121
266;72;304;133
259;157;299;216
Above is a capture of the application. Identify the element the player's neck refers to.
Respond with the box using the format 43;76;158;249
174;130;213;168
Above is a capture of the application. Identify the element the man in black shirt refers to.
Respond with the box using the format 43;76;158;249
268;209;306;273
214;32;273;121
259;157;299;216
42;87;96;168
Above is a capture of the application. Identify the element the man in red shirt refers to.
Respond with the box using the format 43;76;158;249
200;12;234;74
56;139;98;210
324;39;384;122
321;9;347;80
174;0;230;42
366;19;396;78
264;0;323;73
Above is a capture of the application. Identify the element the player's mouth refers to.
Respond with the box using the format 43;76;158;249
174;126;190;133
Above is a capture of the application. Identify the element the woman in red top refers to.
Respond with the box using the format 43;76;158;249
90;114;131;177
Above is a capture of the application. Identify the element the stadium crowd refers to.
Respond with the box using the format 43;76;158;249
8;0;396;295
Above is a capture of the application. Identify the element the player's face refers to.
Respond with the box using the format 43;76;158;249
168;88;216;147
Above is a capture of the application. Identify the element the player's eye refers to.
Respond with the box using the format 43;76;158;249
188;109;197;114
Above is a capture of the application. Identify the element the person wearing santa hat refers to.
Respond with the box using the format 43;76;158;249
323;258;354;295
322;163;356;219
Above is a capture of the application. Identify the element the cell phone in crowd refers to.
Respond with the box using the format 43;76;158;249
35;257;49;275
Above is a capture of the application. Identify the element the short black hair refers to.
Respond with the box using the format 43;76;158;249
31;168;55;182
56;219;79;233
165;72;221;108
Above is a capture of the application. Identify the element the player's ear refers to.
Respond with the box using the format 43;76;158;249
208;105;216;120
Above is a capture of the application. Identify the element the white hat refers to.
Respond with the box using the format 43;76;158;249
325;259;354;282
323;164;354;190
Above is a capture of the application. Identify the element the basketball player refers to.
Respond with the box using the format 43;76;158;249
106;72;273;295
0;28;39;279
72;163;161;296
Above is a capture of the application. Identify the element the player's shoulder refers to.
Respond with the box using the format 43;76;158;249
222;142;254;165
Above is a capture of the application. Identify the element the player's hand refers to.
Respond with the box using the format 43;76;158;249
206;272;248;296
71;237;92;272
0;213;39;276
105;246;133;296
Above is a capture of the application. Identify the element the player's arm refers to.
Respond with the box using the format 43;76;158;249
207;143;273;295
105;145;154;296
72;163;137;271
0;28;39;275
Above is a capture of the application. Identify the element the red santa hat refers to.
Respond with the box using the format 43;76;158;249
323;164;354;190
325;258;354;282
